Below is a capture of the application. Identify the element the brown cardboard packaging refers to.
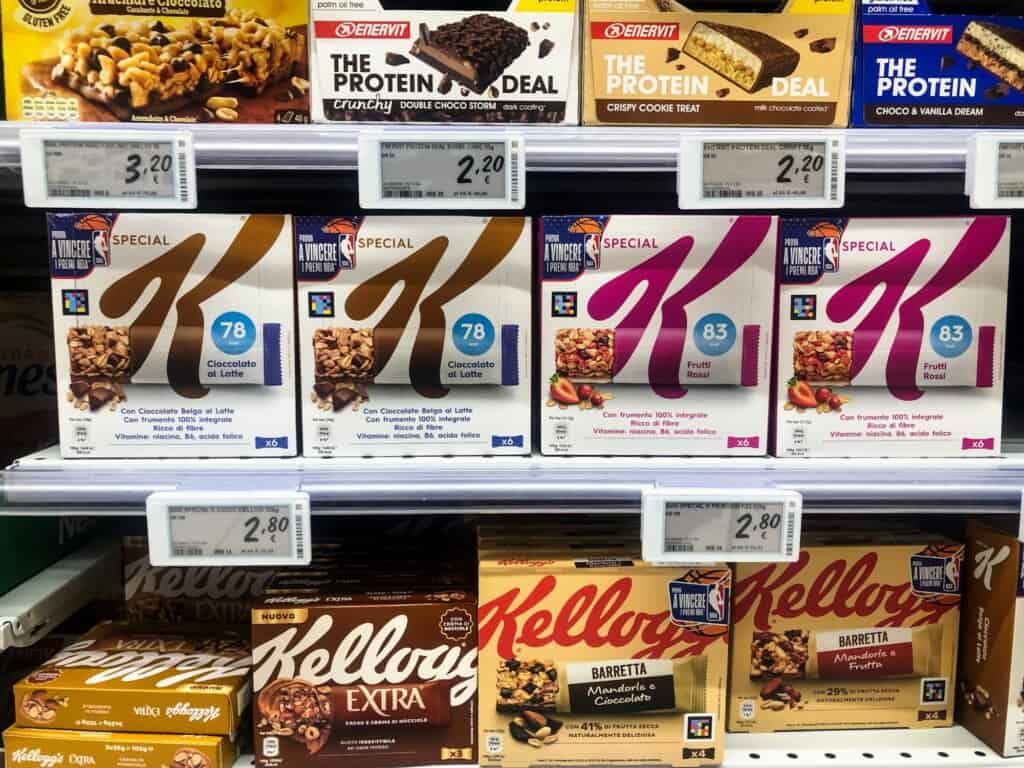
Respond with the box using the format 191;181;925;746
13;622;251;736
479;538;729;768
582;0;854;126
3;726;238;768
729;530;963;732
251;584;477;768
957;520;1024;757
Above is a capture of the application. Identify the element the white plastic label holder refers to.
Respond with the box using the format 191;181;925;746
967;133;1024;209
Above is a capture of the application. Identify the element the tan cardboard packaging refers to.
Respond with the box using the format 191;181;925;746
729;530;963;732
957;520;1024;757
3;726;238;768
479;539;729;768
13;622;251;736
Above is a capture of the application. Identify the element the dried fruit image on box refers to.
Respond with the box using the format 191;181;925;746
792;330;852;383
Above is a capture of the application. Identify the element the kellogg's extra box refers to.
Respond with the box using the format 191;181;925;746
729;530;963;732
479;540;729;768
297;216;530;457
540;215;775;456
49;213;297;458
775;217;1009;458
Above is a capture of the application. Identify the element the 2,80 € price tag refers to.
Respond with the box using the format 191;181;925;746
21;129;196;209
146;490;311;566
641;488;802;563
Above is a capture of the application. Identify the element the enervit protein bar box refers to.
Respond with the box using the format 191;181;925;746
854;1;1024;126
13;621;251;736
251;584;477;768
296;216;530;457
775;217;1009;458
48;213;297;458
539;215;775;456
3;727;239;768
479;534;729;768
310;1;579;124
729;530;963;732
957;520;1024;757
0;0;308;123
582;0;854;126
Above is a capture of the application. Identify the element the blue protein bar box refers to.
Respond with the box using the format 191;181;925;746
854;0;1024;126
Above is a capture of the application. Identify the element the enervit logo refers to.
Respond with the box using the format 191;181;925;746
315;20;411;39
863;25;952;44
590;21;679;40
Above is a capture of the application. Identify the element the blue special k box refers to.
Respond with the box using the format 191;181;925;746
478;532;729;768
729;529;964;732
539;215;776;456
295;216;530;457
48;213;297;458
775;217;1009;458
854;0;1024;126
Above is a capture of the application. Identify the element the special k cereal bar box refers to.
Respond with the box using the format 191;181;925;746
729;530;964;732
296;216;530;457
48;213;297;458
540;215;776;456
479;532;730;768
776;216;1010;457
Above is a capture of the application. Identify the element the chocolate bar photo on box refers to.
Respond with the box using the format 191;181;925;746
957;20;1024;92
683;20;800;92
410;14;530;93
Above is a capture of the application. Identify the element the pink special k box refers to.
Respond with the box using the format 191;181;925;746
775;217;1010;458
539;215;777;456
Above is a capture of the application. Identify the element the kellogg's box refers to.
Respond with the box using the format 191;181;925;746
540;215;776;456
729;529;964;732
775;217;1009;457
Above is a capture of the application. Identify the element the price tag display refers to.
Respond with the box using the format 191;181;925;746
21;129;196;209
968;133;1024;209
359;132;525;210
679;133;845;210
146;490;310;566
642;488;801;563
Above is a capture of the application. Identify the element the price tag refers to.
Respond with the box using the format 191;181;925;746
679;133;845;210
967;133;1024;209
21;129;196;209
146;490;310;566
358;132;525;210
642;488;801;563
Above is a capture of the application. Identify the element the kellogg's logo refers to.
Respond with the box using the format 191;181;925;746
9;748;65;768
590;21;679;39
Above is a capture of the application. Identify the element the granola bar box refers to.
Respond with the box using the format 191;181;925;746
13;621;251;736
729;530;963;732
479;538;730;768
957;520;1024;757
48;213;297;458
582;0;855;127
296;216;530;457
775;217;1009;457
310;1;579;124
540;215;775;456
1;0;308;123
3;727;238;768
251;584;477;768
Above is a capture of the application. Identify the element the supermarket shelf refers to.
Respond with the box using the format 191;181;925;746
0;122;973;174
0;537;119;650
4;446;1024;513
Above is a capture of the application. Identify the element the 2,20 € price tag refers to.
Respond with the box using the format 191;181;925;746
679;133;845;210
20;129;197;209
146;490;311;567
359;131;525;210
641;488;802;563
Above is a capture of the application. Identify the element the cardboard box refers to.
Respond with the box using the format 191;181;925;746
854;1;1024;126
48;213;297;458
310;2;579;124
1;0;308;123
729;530;963;732
582;0;854;127
4;726;238;768
775;217;1009;458
479;537;729;768
539;215;775;456
296;216;531;457
957;520;1024;757
13;621;251;736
